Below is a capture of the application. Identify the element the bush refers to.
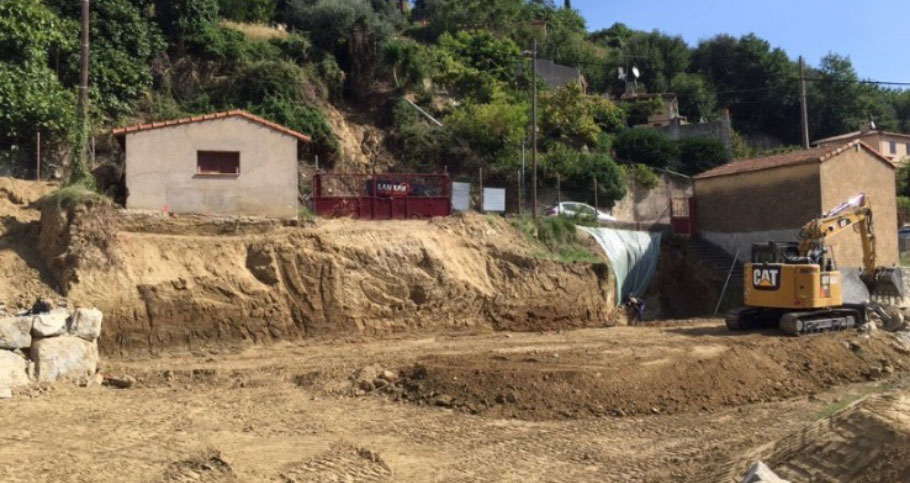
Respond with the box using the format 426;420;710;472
41;185;109;211
613;128;678;168
898;196;910;226
675;136;731;176
218;0;275;23
624;163;660;189
511;216;601;264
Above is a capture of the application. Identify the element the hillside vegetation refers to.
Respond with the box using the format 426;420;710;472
3;0;910;207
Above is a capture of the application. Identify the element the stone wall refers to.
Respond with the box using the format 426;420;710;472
612;171;692;224
653;115;732;150
0;306;103;394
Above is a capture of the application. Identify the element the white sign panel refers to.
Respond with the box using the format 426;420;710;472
483;187;506;213
452;182;471;211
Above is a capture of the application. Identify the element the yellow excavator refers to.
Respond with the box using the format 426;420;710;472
726;193;904;336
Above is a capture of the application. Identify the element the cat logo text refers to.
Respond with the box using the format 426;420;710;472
752;266;781;291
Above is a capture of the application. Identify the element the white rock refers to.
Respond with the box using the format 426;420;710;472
69;308;103;341
31;336;98;383
741;461;790;483
0;350;30;388
0;316;32;349
31;309;69;338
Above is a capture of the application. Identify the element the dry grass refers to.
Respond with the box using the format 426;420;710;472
220;20;288;40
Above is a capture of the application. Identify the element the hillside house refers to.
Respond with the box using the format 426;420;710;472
693;141;898;268
113;110;310;219
814;123;910;163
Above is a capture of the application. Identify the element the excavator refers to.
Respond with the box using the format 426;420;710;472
725;193;905;336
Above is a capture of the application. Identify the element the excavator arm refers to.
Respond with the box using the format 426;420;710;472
797;193;877;276
797;193;902;301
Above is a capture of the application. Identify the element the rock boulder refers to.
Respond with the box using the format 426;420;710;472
69;308;103;341
31;309;69;338
0;350;30;388
0;316;32;350
31;336;98;383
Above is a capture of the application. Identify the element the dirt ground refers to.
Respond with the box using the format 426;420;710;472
2;320;908;483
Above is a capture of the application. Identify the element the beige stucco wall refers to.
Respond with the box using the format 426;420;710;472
694;162;821;233
125;117;298;218
819;146;898;268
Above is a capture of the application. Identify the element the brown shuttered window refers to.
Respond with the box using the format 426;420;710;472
197;151;240;175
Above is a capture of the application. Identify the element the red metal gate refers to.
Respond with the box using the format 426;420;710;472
313;173;452;220
671;197;695;235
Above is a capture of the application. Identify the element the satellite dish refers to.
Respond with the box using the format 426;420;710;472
632;66;640;79
618;67;626;80
870;119;877;130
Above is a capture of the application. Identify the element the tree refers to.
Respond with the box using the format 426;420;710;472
675;137;731;175
0;0;75;171
218;0;275;23
154;0;219;54
691;34;799;143
284;0;400;99
48;0;166;121
612;129;678;169
446;92;529;176
669;73;717;121
808;54;883;140
541;82;625;147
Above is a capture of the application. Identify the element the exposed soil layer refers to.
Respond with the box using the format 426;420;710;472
712;389;910;482
0;178;60;307
386;322;908;420
35;204;617;355
2;322;908;482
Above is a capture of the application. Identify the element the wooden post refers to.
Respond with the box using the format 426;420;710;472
478;167;484;212
36;132;41;180
517;169;523;215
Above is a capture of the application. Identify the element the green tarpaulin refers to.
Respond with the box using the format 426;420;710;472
580;227;662;306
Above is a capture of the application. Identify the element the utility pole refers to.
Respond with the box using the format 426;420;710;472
531;38;538;219
799;55;810;149
73;0;91;183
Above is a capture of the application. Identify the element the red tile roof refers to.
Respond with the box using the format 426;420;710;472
111;109;312;142
694;141;895;180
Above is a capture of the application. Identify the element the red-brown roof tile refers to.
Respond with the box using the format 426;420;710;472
694;141;894;180
111;109;312;142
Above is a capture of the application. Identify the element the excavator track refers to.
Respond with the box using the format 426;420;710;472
778;310;860;336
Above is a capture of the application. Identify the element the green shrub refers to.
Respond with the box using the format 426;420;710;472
898;196;910;225
218;0;275;23
675;136;731;175
624;163;660;189
511;216;601;264
613;128;678;168
41;185;109;211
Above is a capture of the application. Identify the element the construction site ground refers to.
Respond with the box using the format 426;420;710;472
3;319;909;483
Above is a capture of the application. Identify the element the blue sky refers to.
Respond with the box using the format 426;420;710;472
572;0;909;83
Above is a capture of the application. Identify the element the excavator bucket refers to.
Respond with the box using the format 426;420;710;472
871;267;904;300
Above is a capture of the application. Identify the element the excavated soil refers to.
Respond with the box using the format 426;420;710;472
1;322;909;482
711;389;910;482
385;322;908;420
54;211;616;355
0;177;60;307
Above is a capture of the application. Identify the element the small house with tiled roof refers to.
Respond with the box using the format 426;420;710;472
112;110;310;219
693;141;898;268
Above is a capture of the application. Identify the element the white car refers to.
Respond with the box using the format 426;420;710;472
544;202;616;223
